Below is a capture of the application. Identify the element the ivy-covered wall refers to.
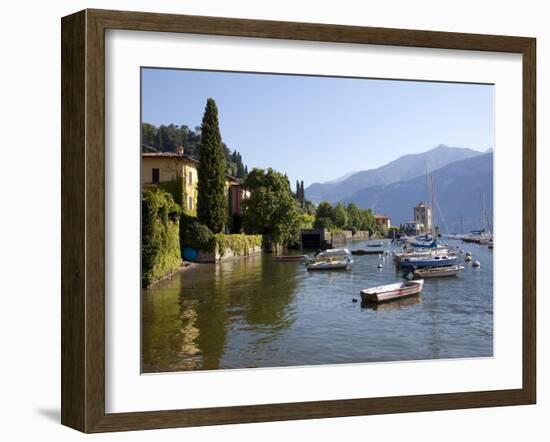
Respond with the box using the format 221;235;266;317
141;188;182;287
157;175;198;217
214;233;263;258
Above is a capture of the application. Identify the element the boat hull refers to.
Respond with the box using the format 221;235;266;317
361;280;424;303
275;255;307;262
307;261;351;270
351;249;383;255
413;265;464;278
399;256;459;269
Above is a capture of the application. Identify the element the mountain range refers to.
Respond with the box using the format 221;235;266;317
305;145;493;233
305;144;483;204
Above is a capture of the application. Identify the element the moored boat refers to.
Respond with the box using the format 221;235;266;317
306;248;353;270
409;237;438;249
399;253;458;269
413;265;464;279
360;280;424;303
275;254;307;262
394;247;450;262
306;257;353;270
351;248;384;255
361;295;421;311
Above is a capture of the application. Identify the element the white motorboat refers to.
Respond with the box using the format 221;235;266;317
306;258;353;270
306;248;353;271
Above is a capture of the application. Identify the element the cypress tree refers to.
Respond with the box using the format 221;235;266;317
300;180;305;201
197;98;227;233
156;126;163;151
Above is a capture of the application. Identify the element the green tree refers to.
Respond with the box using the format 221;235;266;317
359;208;376;233
197;98;227;233
242;168;300;244
331;203;349;229
346;203;362;231
141;123;157;148
315;201;333;220
313;217;334;230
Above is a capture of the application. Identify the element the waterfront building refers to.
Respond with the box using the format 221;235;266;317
141;146;248;217
227;175;250;216
374;213;391;229
403;221;424;235
413;202;433;234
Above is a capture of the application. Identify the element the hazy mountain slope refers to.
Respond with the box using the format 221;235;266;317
305;144;482;204
341;152;493;233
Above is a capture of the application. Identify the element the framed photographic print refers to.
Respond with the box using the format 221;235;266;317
61;9;536;433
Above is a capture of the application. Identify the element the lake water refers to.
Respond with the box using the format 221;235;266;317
142;239;493;373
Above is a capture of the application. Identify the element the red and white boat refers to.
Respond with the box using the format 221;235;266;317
360;280;424;303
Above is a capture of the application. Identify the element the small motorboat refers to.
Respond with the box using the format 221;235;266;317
306;256;353;270
275;254;307;262
309;248;350;260
360;280;424;303
306;248;353;270
399;254;459;269
367;242;384;247
351;249;383;255
413;265;464;279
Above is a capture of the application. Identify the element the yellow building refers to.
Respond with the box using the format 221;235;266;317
141;149;199;214
141;146;248;218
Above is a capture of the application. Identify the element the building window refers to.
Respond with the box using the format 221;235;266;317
152;168;160;183
188;196;193;211
188;170;193;185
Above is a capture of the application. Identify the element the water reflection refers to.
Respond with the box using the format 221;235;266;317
142;239;493;372
361;295;422;311
142;254;299;372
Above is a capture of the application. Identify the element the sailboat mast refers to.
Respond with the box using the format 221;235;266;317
425;162;434;235
481;194;486;232
431;173;435;235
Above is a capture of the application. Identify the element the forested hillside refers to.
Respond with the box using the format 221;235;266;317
142;122;248;178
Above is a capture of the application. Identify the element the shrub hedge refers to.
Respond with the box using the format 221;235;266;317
180;214;216;253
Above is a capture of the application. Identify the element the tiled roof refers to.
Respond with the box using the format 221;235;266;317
141;152;198;164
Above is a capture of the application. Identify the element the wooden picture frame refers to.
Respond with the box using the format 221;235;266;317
61;8;536;433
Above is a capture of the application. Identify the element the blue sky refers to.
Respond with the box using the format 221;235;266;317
142;68;494;188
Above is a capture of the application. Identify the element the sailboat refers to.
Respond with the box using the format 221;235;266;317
461;194;493;245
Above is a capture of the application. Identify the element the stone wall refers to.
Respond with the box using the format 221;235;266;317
352;230;370;241
331;230;353;244
330;230;370;244
197;244;262;263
